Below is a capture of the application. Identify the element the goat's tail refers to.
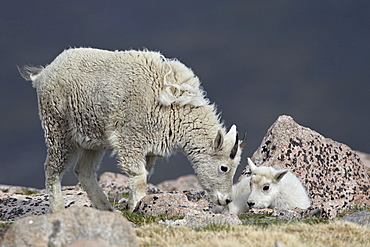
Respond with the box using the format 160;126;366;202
17;65;44;88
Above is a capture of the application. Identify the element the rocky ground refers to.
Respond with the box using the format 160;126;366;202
1;115;369;246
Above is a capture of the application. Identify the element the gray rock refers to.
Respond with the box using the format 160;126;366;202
341;210;370;227
99;172;130;194
183;189;209;202
243;115;370;219
0;186;92;221
182;213;241;228
0;172;163;222
0;185;40;196
248;208;307;219
275;241;287;247
133;190;244;229
158;212;242;229
99;172;160;196
64;239;111;247
156;174;203;191
134;191;210;216
0;194;49;221
1;206;137;247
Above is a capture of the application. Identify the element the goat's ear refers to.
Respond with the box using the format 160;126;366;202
225;125;237;141
213;130;224;150
225;125;238;159
247;158;257;172
274;169;288;182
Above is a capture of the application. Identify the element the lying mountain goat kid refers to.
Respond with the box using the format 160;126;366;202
246;158;310;210
215;158;310;214
19;48;246;212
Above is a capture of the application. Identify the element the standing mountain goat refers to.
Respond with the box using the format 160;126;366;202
19;48;246;212
215;158;310;214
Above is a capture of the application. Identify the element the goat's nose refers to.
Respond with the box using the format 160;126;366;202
247;202;255;208
225;199;232;205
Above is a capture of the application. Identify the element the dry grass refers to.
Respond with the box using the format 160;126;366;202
135;220;370;247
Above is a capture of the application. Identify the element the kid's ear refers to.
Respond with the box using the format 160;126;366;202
274;169;288;182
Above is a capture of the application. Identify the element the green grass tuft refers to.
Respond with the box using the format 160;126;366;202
238;212;286;228
107;192;130;207
300;217;330;225
336;205;370;218
197;223;234;232
117;208;184;226
0;222;12;228
15;189;38;195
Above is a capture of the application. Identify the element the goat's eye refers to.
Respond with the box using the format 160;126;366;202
220;165;229;173
263;185;270;191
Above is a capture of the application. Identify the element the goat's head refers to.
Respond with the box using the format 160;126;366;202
194;125;246;206
246;158;288;209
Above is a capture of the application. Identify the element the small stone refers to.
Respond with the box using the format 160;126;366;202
184;213;242;229
65;239;111;247
341;210;370;227
134;192;209;217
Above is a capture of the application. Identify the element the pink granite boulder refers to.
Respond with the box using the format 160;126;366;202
242;115;370;218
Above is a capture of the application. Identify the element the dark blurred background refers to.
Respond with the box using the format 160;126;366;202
1;1;369;189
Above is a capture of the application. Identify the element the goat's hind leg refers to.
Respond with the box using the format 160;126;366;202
145;155;157;180
74;149;114;211
45;147;74;213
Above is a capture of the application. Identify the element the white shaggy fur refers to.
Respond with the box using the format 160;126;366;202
20;48;246;212
246;158;310;210
215;158;310;214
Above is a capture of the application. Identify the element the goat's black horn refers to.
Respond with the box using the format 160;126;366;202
240;131;247;150
230;133;239;159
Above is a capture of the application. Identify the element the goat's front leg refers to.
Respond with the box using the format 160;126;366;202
45;170;64;213
127;173;148;211
118;152;148;211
